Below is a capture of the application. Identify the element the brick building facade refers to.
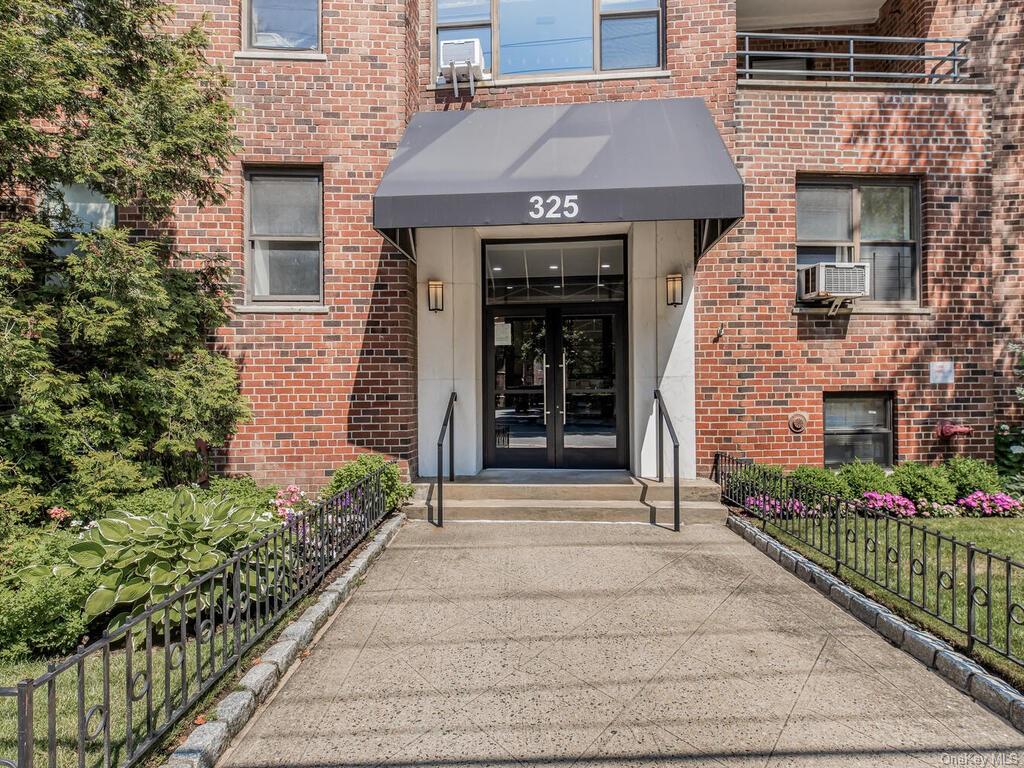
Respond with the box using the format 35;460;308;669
164;0;1021;486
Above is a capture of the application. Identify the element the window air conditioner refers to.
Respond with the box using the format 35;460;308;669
798;262;871;302
438;39;488;96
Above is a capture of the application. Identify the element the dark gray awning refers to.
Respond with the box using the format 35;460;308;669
373;98;743;260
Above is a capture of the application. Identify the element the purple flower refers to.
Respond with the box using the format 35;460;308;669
745;494;809;519
958;491;1023;518
862;491;917;518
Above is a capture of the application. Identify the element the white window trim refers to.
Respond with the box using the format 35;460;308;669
244;168;325;306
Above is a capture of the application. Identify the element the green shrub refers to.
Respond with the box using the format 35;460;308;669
890;462;957;505
24;490;280;630
323;454;413;512
0;528;97;660
1004;474;1024;501
728;463;785;488
51;452;160;521
788;465;852;498
996;426;1024;479
837;460;897;497
204;476;278;510
942;456;1003;499
113;476;279;520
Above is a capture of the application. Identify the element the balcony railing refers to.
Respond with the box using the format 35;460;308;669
737;32;969;85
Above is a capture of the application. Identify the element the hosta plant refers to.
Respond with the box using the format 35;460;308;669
20;490;280;630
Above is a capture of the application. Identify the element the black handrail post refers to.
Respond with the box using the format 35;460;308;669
653;390;680;532
436;392;457;528
672;442;680;532
656;399;664;483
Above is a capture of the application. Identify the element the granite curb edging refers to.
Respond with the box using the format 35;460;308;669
726;514;1024;734
161;513;406;768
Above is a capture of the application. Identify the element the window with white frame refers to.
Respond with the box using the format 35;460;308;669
434;0;663;80
245;0;319;51
246;170;323;303
824;393;894;468
796;179;920;303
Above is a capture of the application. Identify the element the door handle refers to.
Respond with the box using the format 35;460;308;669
542;353;548;425
561;351;567;425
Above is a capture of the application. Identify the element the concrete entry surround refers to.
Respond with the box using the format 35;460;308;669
416;221;696;481
217;521;1023;768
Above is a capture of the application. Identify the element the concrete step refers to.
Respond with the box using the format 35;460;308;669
411;477;721;503
404;499;729;525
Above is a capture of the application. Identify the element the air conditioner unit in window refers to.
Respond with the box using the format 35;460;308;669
438;38;489;96
798;262;871;303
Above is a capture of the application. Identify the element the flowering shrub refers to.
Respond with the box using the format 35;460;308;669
47;506;71;524
271;484;312;522
745;494;809;519
861;492;918;518
958;491;1024;518
916;500;961;518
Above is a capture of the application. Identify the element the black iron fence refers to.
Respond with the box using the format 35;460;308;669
737;32;969;84
0;465;391;768
715;452;1024;673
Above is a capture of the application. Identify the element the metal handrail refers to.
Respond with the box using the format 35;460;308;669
435;392;457;527
653;389;680;532
736;32;969;84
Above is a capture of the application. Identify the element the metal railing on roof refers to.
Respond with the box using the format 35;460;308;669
737;32;970;84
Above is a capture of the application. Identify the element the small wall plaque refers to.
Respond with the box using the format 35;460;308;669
930;360;955;385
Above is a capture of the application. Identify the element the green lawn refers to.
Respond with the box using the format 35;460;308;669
755;513;1024;690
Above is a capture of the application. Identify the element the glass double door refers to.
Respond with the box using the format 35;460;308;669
484;305;627;469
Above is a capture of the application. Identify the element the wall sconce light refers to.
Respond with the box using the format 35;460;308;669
427;280;444;312
666;274;683;306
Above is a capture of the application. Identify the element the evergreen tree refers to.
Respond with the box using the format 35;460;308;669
0;0;246;527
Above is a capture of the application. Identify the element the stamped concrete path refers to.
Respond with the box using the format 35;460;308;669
218;520;1024;768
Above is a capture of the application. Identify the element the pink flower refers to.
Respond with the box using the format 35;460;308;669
48;506;71;523
862;492;917;518
959;491;1023;518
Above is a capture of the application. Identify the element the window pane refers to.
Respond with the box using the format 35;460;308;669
438;25;492;69
250;175;320;237
438;0;490;23
862;185;912;241
825;432;892;467
824;396;889;431
498;0;593;75
600;0;659;9
600;15;658;70
48;184;115;232
797;186;852;242
862;244;917;301
252;241;320;298
251;0;318;49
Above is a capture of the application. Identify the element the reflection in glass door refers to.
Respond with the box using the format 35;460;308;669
491;314;549;467
561;314;619;466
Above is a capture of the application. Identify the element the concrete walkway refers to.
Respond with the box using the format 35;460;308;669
219;520;1024;768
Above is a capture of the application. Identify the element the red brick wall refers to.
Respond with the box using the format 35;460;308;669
695;85;994;473
157;0;1020;486
167;0;419;488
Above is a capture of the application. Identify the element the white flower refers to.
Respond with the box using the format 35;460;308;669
70;519;83;528
1011;444;1024;455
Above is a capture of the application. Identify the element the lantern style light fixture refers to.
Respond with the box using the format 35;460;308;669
665;274;683;306
427;280;444;312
